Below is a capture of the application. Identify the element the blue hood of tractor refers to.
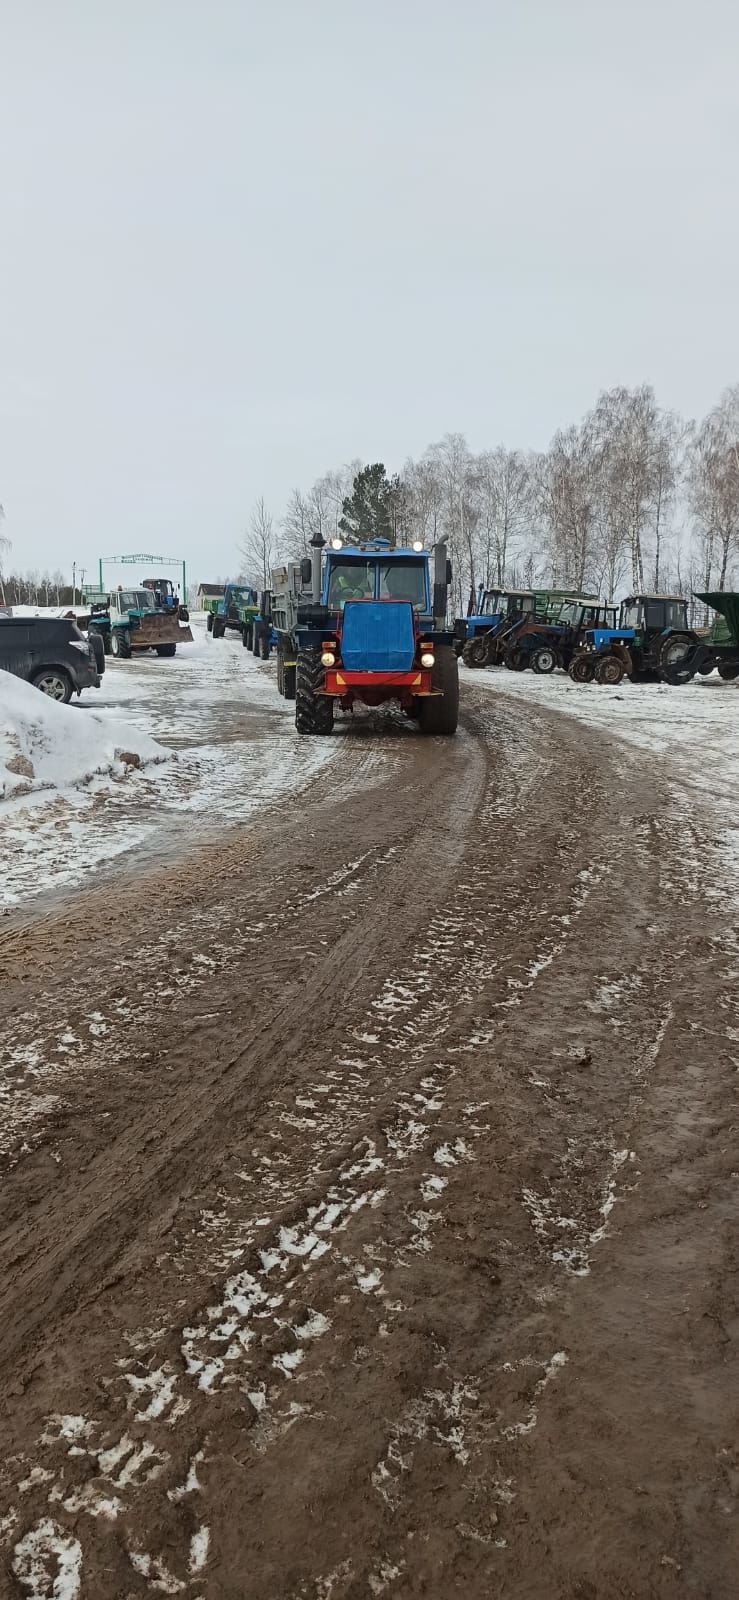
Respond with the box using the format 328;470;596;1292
341;600;415;672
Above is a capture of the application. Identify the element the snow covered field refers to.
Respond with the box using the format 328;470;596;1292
0;617;335;909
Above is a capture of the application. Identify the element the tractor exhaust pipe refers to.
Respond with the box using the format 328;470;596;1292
433;539;450;630
311;531;325;605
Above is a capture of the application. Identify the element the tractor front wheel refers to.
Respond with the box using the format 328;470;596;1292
206;612;214;633
568;654;595;683
111;630;131;659
243;624;252;649
504;647;527;671
462;635;489;668
718;663;739;681
418;646;459;735
156;643;176;657
594;653;625;685
212;616;225;639
295;649;334;735
531;645;557;675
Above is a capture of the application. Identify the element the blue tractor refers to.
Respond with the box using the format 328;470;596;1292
567;595;699;684
272;535;458;736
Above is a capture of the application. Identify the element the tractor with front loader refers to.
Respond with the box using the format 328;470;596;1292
272;535;459;736
86;587;193;659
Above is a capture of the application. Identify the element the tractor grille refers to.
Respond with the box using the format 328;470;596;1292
341;601;415;673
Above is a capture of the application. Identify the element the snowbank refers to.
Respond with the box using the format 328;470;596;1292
0;670;169;802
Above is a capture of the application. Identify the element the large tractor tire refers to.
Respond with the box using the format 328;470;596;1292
284;664;296;700
530;644;558;675
252;627;261;657
418;646;459;736
206;612;214;633
594;653;625;685
504;647;527;671
659;631;695;682
260;633;271;660
568;653;595;683
462;635;489;668
212;615;226;640
295;648;334;735
110;629;131;659
718;662;739;681
156;643;177;657
242;624;252;649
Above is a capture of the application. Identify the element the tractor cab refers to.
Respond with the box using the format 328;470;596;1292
322;545;431;617
143;577;177;610
114;587;156;617
619;595;689;636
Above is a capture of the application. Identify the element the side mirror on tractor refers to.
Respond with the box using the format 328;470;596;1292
446;560;453;586
300;557;312;587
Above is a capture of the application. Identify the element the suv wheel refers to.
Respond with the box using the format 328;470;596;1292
32;669;73;703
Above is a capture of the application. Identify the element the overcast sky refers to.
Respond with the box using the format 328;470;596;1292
2;0;738;582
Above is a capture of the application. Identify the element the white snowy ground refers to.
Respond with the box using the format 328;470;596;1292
463;663;739;880
0;617;335;910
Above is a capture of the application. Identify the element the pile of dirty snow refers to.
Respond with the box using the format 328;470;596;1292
0;670;169;802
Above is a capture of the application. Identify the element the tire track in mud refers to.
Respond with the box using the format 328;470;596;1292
1;689;737;1599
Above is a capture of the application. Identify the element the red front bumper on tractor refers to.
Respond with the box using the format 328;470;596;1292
321;667;437;709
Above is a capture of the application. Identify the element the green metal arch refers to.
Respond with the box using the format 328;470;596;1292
98;552;187;601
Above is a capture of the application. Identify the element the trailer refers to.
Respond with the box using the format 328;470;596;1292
272;537;458;736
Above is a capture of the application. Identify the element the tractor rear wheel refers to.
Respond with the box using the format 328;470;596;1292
504;647;527;671
594;653;625;685
531;645;557;675
718;663;739;681
243;625;252;649
418;646;459;735
206;612;213;633
212;616;225;640
659;632;695;680
156;643;176;657
462;635;489;668
252;627;260;657
284;663;296;700
568;653;595;683
295;649;334;735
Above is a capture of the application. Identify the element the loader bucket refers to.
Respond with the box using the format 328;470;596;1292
132;614;193;648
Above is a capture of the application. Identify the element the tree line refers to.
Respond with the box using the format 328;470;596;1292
238;383;739;618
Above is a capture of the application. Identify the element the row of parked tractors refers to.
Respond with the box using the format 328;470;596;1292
454;585;739;686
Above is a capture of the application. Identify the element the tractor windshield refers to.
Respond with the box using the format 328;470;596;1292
118;589;155;610
481;591;503;615
327;561;375;608
378;560;427;609
621;602;643;629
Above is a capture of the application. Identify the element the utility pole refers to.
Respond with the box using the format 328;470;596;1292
72;562;76;608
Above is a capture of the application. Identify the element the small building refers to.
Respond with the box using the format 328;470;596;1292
196;583;223;605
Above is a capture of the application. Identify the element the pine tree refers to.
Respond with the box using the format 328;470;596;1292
338;464;396;544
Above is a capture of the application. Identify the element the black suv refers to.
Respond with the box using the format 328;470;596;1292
0;617;103;702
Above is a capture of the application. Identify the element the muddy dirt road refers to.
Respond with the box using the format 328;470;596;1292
1;677;737;1599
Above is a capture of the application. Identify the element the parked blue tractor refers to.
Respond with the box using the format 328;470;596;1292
567;595;699;684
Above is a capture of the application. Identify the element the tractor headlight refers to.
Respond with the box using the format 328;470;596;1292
420;651;435;668
412;540;424;552
330;538;343;550
321;650;336;667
